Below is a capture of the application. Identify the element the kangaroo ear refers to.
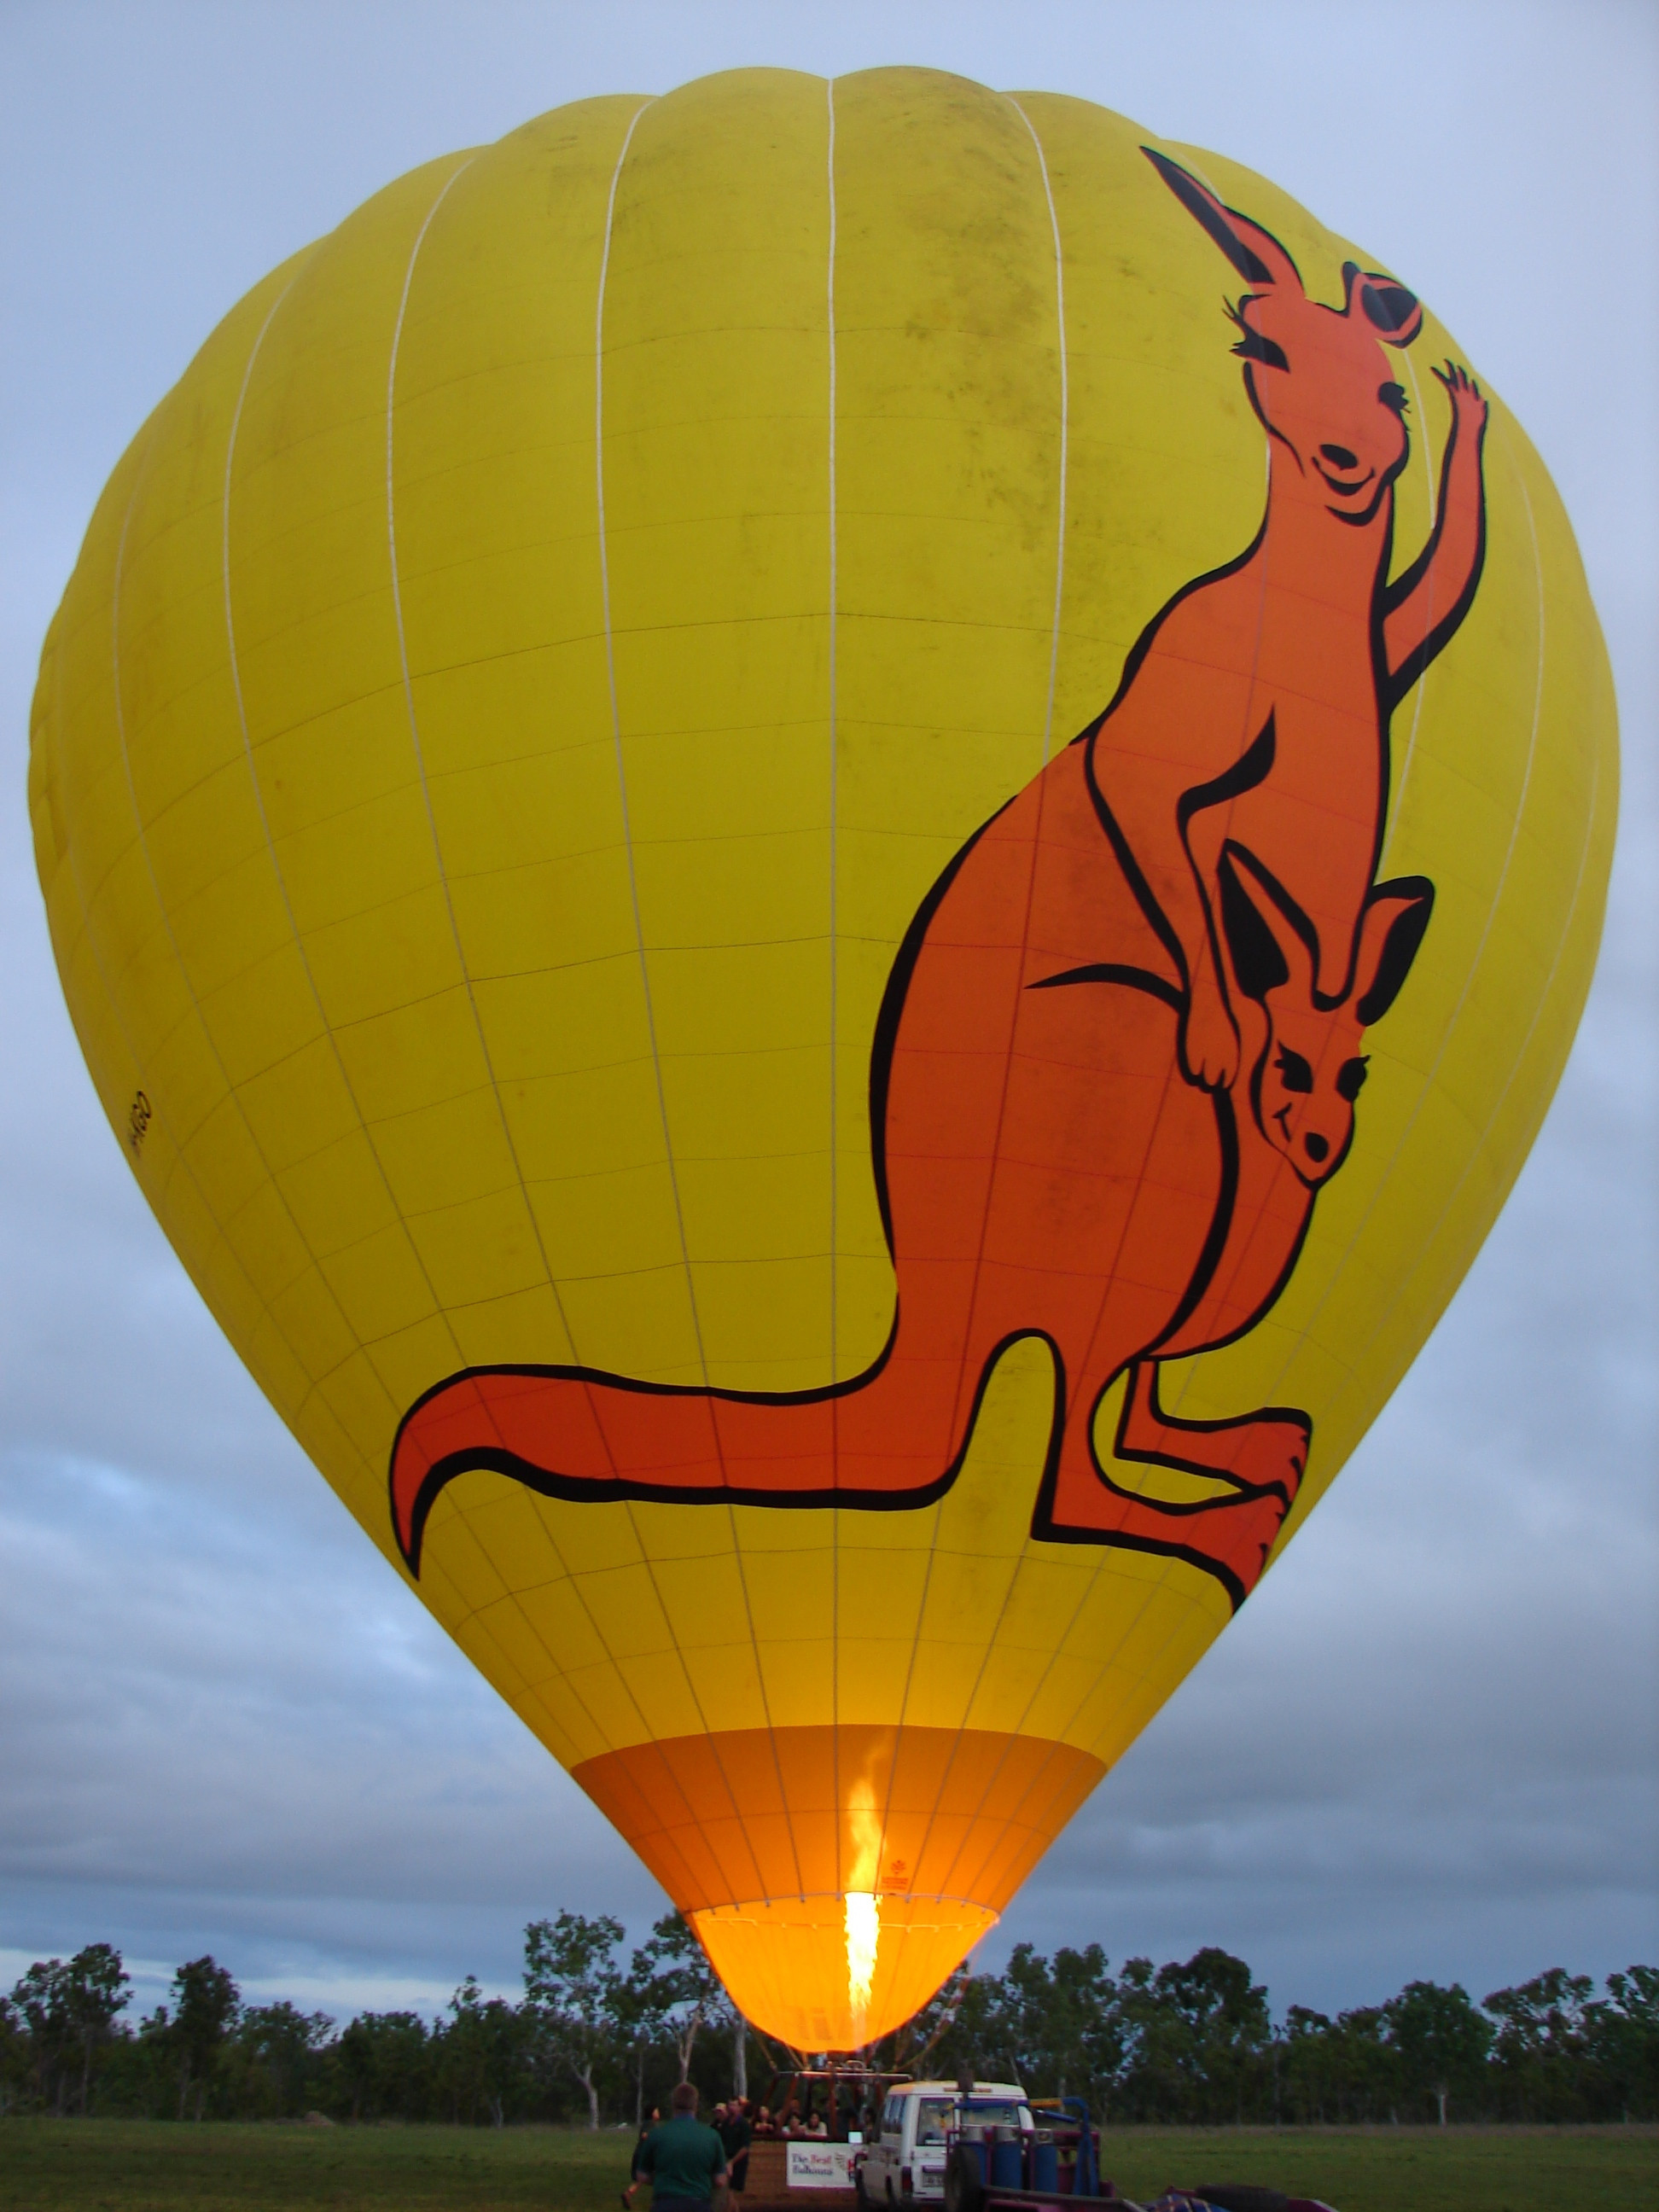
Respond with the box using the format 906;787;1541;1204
1218;844;1317;1003
1354;878;1435;1025
1343;260;1423;347
1144;147;1302;291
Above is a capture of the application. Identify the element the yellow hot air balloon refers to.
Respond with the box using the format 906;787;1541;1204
30;68;1615;2052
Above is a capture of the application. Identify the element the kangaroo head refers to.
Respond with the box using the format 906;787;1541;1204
1219;844;1434;1188
1145;148;1424;525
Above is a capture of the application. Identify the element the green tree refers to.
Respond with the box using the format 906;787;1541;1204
1384;1979;1492;2123
1327;2005;1396;2123
1585;1965;1659;2121
233;2000;333;2117
6;1947;128;2115
168;1955;240;2119
523;1911;623;2128
0;1994;26;2116
1121;1949;1270;2123
1278;2005;1337;2124
640;1912;727;2083
9;1961;70;2112
998;1942;1124;2109
439;1976;527;2127
612;1941;675;2125
334;2009;434;2122
887;1966;1006;2088
1485;1968;1595;2120
65;1945;131;2114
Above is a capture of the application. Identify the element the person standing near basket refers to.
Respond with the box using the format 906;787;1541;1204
621;2105;662;2209
633;2082;731;2212
719;2096;753;2195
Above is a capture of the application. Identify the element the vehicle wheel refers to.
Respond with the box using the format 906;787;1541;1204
943;2145;983;2212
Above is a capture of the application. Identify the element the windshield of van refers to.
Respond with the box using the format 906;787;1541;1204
912;2098;1023;2143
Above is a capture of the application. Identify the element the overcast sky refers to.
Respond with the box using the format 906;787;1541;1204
2;0;1655;2030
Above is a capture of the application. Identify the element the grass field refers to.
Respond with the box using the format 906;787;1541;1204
0;2121;1653;2212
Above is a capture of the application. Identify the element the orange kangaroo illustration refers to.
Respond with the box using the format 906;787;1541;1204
388;154;1487;1611
1107;153;1487;1088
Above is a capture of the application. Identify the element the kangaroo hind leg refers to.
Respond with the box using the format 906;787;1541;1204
1034;1359;1303;1610
1116;1357;1309;1508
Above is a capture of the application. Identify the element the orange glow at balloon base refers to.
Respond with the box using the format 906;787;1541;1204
691;1894;1000;2053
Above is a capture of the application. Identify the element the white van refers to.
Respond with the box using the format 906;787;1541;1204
855;2081;1032;2206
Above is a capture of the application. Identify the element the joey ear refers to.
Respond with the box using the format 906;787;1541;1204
1218;844;1316;1003
1354;878;1435;1025
1144;148;1303;291
1343;260;1423;346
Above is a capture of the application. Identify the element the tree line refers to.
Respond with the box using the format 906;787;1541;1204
3;1917;1653;2128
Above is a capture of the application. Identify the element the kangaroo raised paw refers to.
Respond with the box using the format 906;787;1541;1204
1433;358;1487;434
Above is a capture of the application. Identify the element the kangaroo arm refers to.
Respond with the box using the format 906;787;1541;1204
1176;810;1242;1084
1382;390;1488;713
1179;803;1232;992
1084;735;1237;1087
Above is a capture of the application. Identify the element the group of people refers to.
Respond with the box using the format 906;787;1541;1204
623;2085;755;2211
750;2095;828;2140
625;2082;853;2210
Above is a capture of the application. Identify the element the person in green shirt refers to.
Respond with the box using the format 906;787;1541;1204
635;2081;730;2212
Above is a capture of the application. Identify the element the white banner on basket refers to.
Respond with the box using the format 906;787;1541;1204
786;2142;855;2189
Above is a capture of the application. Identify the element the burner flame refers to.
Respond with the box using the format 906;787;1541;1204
844;1889;880;2033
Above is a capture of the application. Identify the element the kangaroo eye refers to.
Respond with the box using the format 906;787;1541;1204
1233;329;1290;372
1275;1047;1314;1093
1336;1057;1369;1102
1378;381;1409;416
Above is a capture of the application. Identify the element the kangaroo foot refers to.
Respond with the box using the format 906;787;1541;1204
1031;1362;1307;1608
1117;1357;1310;1501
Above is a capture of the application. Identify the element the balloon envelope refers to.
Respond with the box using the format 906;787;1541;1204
31;69;1615;2050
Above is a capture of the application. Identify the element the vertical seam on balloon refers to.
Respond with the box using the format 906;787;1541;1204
1308;430;1591;1448
910;97;1080;1909
595;100;711;1388
1117;231;1264;1435
221;224;633;1769
212;225;489;1424
885;102;1073;1889
920;136;1272;1871
378;152;684;1774
62;417;353;1467
824;72;844;1909
826;77;841;1394
217;238;482;1411
385;160;591;1376
1263;419;1551;1488
1380;346;1440;864
916;119;1222;1860
1008;97;1068;765
592;97;790;1908
579;102;772;1857
105;295;397;1445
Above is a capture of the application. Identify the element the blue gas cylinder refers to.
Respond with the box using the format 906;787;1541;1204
991;2131;1023;2190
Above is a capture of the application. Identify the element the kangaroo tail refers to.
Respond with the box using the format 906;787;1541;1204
389;1332;999;1574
